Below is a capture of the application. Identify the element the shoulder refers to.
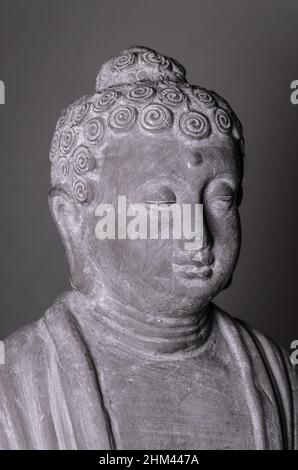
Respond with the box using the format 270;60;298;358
212;303;298;395
0;293;75;378
0;292;110;449
212;303;298;449
0;294;77;448
212;303;292;364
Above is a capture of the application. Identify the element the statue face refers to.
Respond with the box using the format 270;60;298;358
82;127;241;311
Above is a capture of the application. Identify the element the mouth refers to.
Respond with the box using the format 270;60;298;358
171;251;214;279
171;263;213;279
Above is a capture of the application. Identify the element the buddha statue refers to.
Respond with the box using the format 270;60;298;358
0;46;297;450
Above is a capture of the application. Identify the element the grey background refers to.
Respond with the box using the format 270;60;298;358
0;0;297;349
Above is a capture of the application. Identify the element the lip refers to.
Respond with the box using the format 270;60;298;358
172;250;214;266
171;250;214;279
171;263;213;279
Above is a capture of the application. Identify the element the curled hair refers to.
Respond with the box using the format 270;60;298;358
50;46;244;203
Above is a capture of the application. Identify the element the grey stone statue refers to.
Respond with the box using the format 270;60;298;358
0;46;297;450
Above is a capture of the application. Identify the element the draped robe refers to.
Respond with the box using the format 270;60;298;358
0;295;297;450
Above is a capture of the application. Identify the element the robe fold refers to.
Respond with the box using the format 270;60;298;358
0;296;297;450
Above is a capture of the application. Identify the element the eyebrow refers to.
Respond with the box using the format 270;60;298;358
186;143;238;170
193;143;240;161
137;177;175;192
208;173;241;189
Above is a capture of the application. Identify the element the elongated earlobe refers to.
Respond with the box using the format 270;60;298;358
48;187;89;292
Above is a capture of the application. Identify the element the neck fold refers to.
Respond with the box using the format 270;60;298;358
66;291;213;359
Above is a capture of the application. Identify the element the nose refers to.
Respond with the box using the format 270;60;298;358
182;219;212;251
174;205;212;252
174;189;213;251
201;217;212;249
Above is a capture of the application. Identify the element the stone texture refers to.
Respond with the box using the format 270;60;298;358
0;46;296;449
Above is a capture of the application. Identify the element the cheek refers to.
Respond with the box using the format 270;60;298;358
124;239;173;277
209;208;240;264
103;239;173;280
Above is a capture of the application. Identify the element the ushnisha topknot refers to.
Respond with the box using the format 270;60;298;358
95;46;186;91
49;46;244;204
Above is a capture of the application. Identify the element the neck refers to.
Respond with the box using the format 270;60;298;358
66;290;213;359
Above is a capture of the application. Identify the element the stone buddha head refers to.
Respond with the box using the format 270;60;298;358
49;46;244;318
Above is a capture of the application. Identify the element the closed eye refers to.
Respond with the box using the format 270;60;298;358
209;195;234;202
145;200;177;209
140;184;177;208
206;195;235;210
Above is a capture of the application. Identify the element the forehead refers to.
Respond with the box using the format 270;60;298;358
100;127;240;185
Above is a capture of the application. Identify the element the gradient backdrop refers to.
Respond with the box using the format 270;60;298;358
0;0;297;350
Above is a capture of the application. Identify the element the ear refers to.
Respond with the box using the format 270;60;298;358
48;187;88;292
